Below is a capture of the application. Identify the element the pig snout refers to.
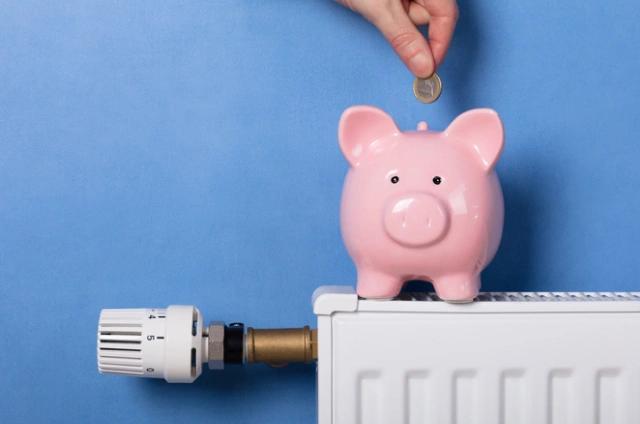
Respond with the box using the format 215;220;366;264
383;193;449;247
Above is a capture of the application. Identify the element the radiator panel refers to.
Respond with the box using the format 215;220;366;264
314;287;640;424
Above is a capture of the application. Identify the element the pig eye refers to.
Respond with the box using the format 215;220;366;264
390;176;399;184
432;176;442;185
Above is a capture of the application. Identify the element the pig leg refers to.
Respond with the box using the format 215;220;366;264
356;268;404;299
432;274;480;303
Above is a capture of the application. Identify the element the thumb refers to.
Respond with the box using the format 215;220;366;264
373;8;435;77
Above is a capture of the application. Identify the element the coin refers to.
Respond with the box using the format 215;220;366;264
413;73;442;104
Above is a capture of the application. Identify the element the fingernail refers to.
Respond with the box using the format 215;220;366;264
409;52;432;77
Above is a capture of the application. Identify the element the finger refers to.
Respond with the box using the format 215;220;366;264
421;0;458;66
335;0;354;11
428;15;457;65
408;3;430;25
372;5;435;77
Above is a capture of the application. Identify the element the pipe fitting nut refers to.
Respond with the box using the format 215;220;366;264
207;321;225;370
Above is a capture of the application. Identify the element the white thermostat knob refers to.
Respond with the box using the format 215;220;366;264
97;305;204;383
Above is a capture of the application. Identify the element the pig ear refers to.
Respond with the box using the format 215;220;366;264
338;106;399;167
445;109;504;172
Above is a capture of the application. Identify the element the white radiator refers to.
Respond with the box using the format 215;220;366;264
313;286;640;424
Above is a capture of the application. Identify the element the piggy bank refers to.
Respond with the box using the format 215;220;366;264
338;106;504;302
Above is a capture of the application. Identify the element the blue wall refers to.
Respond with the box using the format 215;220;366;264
1;0;639;422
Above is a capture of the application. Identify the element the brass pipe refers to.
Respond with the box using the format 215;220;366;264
245;326;317;366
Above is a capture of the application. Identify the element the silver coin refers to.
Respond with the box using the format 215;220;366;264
413;73;442;104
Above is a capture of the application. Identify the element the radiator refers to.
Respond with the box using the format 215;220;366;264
313;286;640;424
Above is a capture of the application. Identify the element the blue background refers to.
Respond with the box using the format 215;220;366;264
1;0;639;422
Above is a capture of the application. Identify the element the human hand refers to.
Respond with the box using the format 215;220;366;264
337;0;458;78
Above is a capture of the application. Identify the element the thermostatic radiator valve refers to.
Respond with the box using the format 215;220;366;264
97;305;317;383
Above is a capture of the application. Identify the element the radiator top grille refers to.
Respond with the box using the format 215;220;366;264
398;291;640;302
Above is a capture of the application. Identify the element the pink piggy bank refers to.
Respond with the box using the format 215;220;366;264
338;106;504;302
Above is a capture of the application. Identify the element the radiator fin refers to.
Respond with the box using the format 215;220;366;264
357;371;381;424
453;371;477;424
549;369;572;423
398;291;640;302
597;369;621;424
501;370;525;424
406;371;429;424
